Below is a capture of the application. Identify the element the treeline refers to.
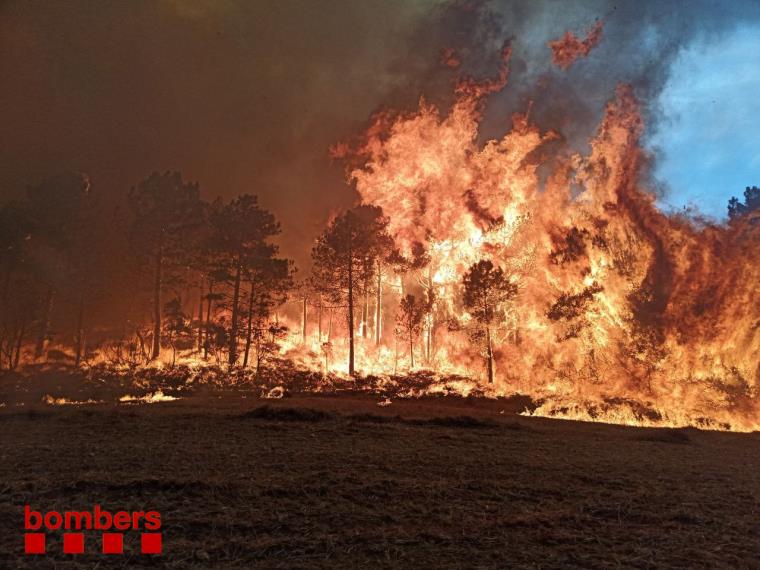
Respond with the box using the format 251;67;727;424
0;170;521;381
6;169;754;380
307;205;516;382
0;171;293;372
0;172;96;369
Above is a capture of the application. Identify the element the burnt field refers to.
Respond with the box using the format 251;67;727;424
1;393;759;569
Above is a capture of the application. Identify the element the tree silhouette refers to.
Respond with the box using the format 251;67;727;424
185;199;213;355
206;194;283;366
0;200;39;370
728;186;760;220
395;294;425;368
241;256;293;368
462;260;517;383
311;204;390;375
26;172;92;359
163;297;191;367
389;242;434;358
0;201;34;368
250;321;289;378
128;171;202;360
367;234;398;346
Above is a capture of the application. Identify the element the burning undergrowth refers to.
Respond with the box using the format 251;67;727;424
0;362;505;407
1;361;755;432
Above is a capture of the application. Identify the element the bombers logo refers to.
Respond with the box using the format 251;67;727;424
23;505;162;555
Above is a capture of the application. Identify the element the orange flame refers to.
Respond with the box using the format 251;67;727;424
549;21;604;69
321;45;760;432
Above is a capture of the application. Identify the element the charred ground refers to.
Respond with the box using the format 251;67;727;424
1;385;759;569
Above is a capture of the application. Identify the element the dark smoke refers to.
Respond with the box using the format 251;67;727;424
1;0;758;275
475;0;760;160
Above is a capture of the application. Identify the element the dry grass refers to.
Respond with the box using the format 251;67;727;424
1;394;759;568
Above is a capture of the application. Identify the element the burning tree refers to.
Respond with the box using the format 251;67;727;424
393;243;439;363
311;205;391;375
249;321;289;378
241;256;293;369
461;260;517;384
205;194;285;367
395;294;426;369
197;265;228;361
162;297;191;367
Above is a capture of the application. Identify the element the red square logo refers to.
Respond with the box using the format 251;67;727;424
102;533;123;554
141;533;162;554
63;533;84;554
24;533;45;554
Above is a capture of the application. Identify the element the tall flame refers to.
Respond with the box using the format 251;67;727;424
324;47;760;431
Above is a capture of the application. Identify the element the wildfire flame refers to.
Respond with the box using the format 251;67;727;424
549;20;604;69
312;40;760;432
119;390;179;404
39;25;757;434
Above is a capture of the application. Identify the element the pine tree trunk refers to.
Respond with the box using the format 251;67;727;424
347;257;355;376
228;258;242;366
243;280;255;367
13;322;25;370
197;276;204;352
254;333;264;379
135;327;148;363
34;285;55;360
361;282;369;339
409;332;414;368
375;264;382;345
74;286;86;368
151;250;162;360
425;267;433;361
204;281;214;359
302;296;307;344
486;325;494;384
426;317;432;361
347;283;355;375
317;294;322;343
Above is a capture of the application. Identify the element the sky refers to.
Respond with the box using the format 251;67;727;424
1;0;758;265
650;24;760;218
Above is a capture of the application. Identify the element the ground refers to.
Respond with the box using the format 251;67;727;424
1;393;759;569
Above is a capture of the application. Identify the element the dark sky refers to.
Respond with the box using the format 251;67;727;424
2;0;758;267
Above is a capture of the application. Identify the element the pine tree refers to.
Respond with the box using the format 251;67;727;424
128;171;203;360
395;294;425;368
462;260;517;383
206;194;284;366
311;205;391;375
